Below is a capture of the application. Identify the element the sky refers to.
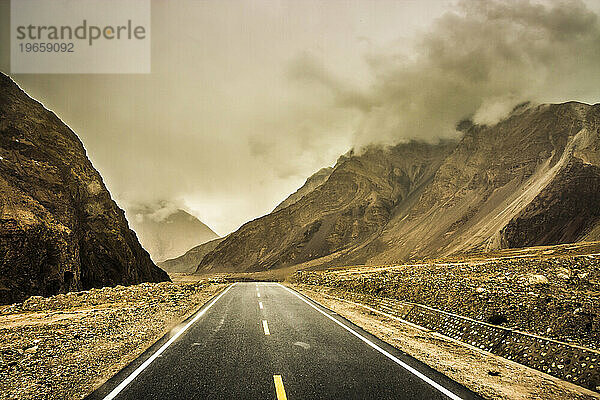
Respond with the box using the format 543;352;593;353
1;0;600;235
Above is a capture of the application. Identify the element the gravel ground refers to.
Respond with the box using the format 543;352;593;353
0;280;227;400
292;255;600;349
291;284;600;400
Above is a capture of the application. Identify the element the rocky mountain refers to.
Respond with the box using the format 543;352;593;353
159;237;223;274
196;101;600;272
126;205;218;262
0;73;169;305
371;102;600;263
273;167;333;212
198;141;457;272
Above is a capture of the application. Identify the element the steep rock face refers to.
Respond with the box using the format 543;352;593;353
0;73;169;304
159;237;224;274
273;167;333;212
197;141;456;272
198;101;600;272
500;159;600;247
126;206;218;262
369;102;600;263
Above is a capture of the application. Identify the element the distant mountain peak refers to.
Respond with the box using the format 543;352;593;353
126;204;218;262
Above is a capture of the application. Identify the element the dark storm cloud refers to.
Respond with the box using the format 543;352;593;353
291;0;600;147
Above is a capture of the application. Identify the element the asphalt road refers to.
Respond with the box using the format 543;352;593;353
87;282;483;400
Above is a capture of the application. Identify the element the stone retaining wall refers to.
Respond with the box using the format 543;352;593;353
304;286;600;392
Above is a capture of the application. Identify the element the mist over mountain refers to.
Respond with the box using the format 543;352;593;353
0;74;169;304
196;101;600;272
292;0;600;148
126;202;219;262
4;1;600;238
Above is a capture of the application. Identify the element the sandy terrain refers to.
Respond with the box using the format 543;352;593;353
0;281;226;400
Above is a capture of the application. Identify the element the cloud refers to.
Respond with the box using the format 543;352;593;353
4;0;600;235
291;0;600;147
125;200;182;223
287;52;373;112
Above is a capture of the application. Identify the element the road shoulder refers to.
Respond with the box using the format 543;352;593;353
0;280;227;400
289;283;600;400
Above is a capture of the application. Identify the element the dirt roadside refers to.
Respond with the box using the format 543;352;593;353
0;280;227;400
292;254;600;350
290;284;600;400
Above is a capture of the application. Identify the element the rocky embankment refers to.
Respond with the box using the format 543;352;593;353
291;255;600;349
0;73;169;305
0;280;226;400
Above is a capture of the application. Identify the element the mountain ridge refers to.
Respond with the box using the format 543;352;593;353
197;140;458;272
159;237;224;274
273;167;333;212
196;101;600;273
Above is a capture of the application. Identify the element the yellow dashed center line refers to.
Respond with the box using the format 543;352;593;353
273;375;287;400
262;320;270;335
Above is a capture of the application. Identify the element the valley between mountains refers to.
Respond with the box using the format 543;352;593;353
164;101;600;275
1;72;600;399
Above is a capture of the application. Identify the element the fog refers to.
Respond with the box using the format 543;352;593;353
1;0;599;235
293;0;600;148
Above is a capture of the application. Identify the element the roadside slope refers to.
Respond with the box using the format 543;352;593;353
0;73;169;304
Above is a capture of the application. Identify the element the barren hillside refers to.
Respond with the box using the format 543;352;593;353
197;102;600;273
198;141;456;272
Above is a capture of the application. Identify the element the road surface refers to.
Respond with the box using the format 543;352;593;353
87;282;483;400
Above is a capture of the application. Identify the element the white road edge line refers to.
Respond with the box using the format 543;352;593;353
278;284;464;400
102;283;236;400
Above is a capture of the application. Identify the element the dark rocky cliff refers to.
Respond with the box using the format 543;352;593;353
501;159;600;247
0;73;169;304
